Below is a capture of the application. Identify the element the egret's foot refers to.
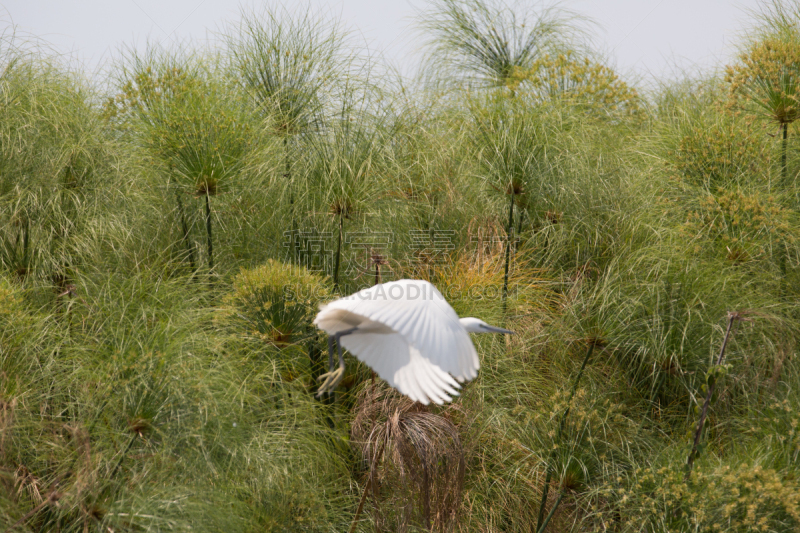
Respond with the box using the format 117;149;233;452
315;366;345;397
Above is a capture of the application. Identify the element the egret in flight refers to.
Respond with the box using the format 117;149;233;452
314;279;514;405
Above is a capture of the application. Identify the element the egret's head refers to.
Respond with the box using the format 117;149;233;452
459;317;514;334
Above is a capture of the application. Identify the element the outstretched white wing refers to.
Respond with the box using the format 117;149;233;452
314;279;479;382
334;325;460;405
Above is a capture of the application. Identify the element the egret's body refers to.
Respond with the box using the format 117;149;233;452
314;279;513;405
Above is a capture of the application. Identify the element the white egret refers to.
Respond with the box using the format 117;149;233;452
314;279;513;405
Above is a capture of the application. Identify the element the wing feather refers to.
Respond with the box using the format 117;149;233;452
427;362;460;395
416;352;450;404
334;326;459;405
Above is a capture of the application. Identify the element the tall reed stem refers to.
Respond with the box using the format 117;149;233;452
108;433;139;484
205;194;213;275
176;191;195;273
782;122;788;184
22;216;30;279
333;214;343;293
4;490;60;533
516;205;525;250
685;312;738;480
502;189;515;313
285;136;299;264
349;435;387;533
536;491;564;533
536;340;596;533
780;122;789;284
325;213;344;407
85;430;140;519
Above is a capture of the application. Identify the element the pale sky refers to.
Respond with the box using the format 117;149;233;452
0;0;763;84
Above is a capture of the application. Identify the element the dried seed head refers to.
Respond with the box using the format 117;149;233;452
351;384;466;531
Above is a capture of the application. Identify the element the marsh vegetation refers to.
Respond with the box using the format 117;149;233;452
1;0;800;531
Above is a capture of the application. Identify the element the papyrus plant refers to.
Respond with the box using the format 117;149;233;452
106;49;252;277
226;6;353;262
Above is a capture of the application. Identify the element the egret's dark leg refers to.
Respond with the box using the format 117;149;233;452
316;327;358;397
333;327;357;375
337;333;346;372
328;335;335;373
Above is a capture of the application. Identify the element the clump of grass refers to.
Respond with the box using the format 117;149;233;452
518;50;643;119
0;267;359;532
593;451;800;531
468;94;545;310
726;22;800;181
224;5;363;266
535;339;598;532
222;259;331;347
105;46;256;278
350;384;465;532
418;0;585;93
0;35;113;292
304;110;388;292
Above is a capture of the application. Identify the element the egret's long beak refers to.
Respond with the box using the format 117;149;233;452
481;325;515;334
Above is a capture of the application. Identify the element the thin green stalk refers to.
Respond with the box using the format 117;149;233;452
536;490;564;533
11;224;19;277
502;189;515;312
307;327;322;378
348;436;387;533
536;340;596;532
4;491;60;533
325;212;344;406
176;191;195;273
205;193;213;274
685;312;738;480
780;122;789;284
87;430;139;519
365;255;384;386
108;433;138;484
782;122;788;184
333;214;343;293
285;135;300;264
22;216;29;279
429;225;435;281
